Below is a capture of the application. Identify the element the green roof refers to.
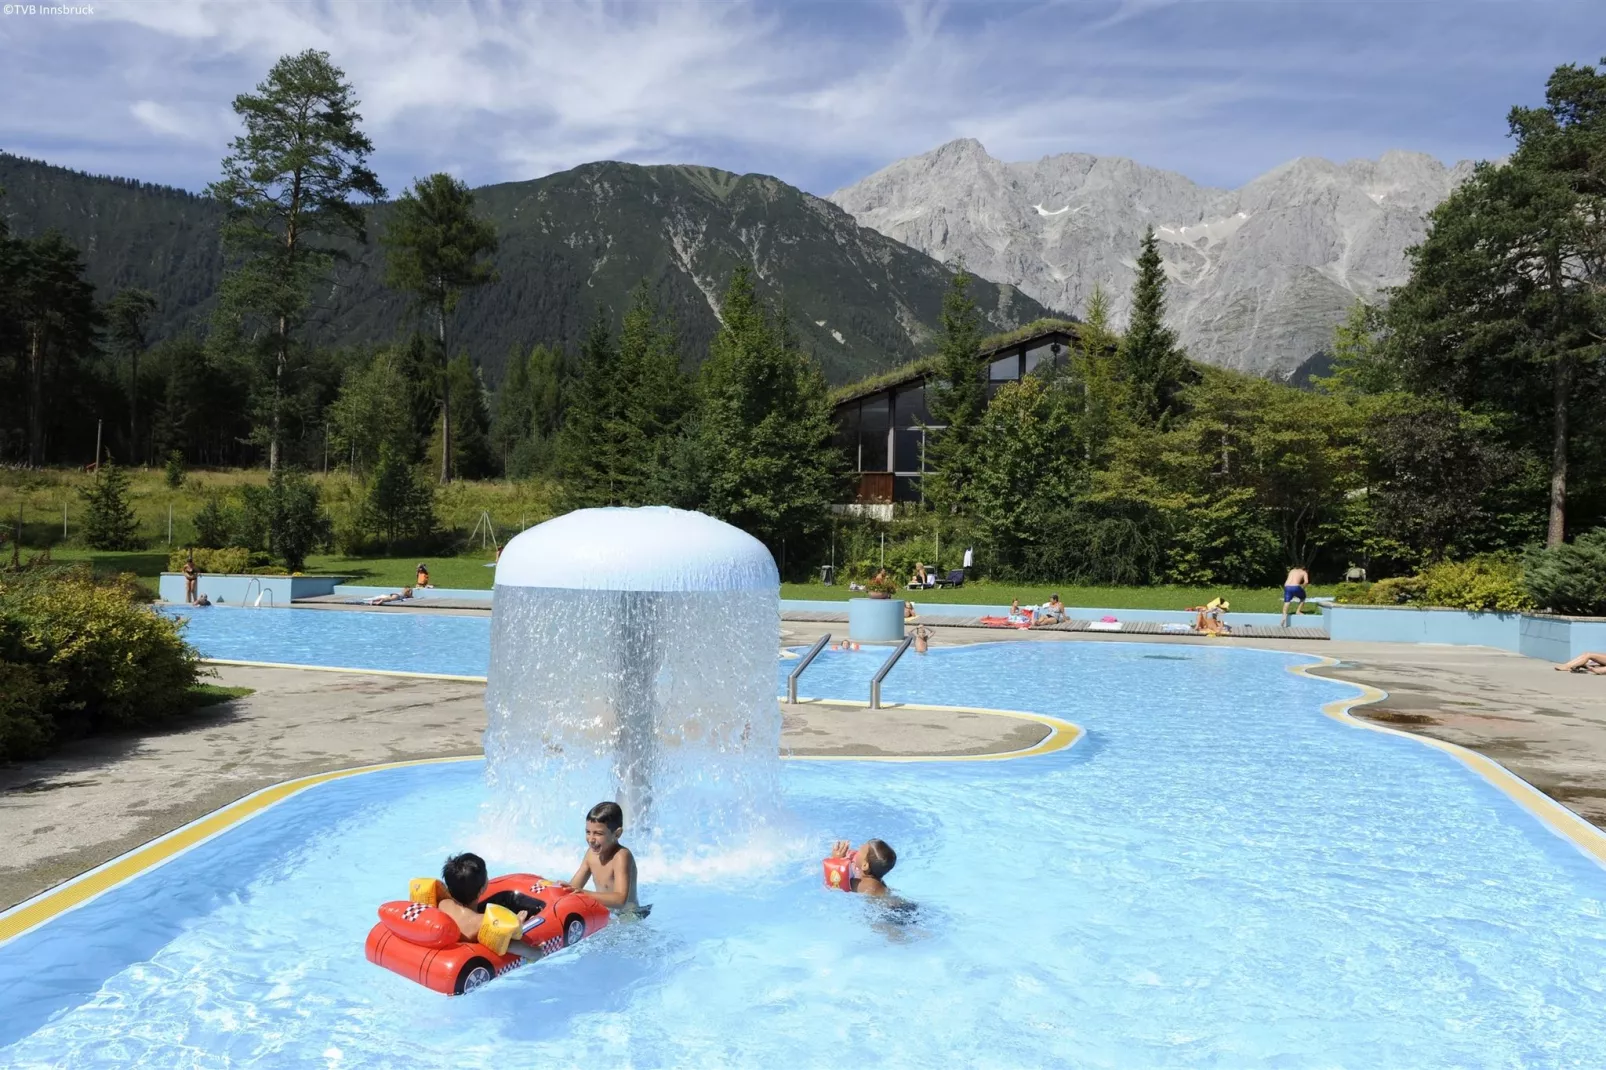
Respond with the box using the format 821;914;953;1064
829;318;1081;406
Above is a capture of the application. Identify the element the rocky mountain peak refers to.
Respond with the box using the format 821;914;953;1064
831;140;1478;378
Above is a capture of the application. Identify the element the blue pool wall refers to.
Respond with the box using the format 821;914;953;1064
1324;604;1606;661
157;573;347;605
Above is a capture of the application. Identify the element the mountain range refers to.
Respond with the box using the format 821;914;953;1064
831;138;1477;379
0;154;1052;386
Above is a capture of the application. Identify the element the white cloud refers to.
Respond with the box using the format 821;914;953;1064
0;0;1598;196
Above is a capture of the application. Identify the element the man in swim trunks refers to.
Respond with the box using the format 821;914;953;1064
437;852;543;959
1281;565;1310;627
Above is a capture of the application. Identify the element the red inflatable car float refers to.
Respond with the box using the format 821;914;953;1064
366;873;610;994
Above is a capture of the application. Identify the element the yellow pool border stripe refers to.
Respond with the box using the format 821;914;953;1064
1292;655;1606;868
0;754;480;947
781;699;1082;763
0;703;1073;946
202;658;487;683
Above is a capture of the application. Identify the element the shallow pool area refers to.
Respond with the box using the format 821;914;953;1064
4;638;1605;1067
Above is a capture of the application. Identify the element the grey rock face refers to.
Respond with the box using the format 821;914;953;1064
831;139;1478;378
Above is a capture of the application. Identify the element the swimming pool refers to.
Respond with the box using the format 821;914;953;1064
4;635;1603;1067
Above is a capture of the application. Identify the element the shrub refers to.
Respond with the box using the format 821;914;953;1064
0;562;204;759
1524;528;1606;616
1419;556;1533;613
343;448;438;554
79;462;142;550
1337;575;1426;605
239;467;330;572
167;547;251;575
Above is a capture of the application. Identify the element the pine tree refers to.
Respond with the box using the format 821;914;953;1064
80;462;141;550
1120;228;1192;424
612;283;694;504
208;49;385;471
921;267;986;511
383;173;499;482
554;312;623;506
697;268;840;563
105;288;158;464
362;446;437;549
426;352;494;480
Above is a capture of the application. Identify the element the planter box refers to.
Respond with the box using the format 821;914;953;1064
158;573;349;606
848;597;906;642
1324;603;1606;662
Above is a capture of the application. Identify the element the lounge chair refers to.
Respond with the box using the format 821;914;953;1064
933;569;965;589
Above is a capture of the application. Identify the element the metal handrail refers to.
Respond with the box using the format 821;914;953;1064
242;577;261;607
786;633;831;704
256;588;275;608
869;636;913;709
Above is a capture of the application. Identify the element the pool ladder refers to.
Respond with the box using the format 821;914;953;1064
786;633;830;704
870;636;913;710
242;578;275;608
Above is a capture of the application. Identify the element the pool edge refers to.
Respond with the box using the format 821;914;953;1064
1291;655;1606;869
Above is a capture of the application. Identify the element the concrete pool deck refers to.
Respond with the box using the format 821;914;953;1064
5;622;1605;912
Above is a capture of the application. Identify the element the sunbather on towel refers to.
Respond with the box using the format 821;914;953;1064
1557;652;1606;675
1035;594;1067;625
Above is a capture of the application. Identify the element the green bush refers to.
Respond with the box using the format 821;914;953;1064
0;562;204;760
338;448;440;555
1419;556;1533;612
1337;575;1426;605
239;467;331;572
1524;528;1606;615
168;547;252;575
79;463;142;551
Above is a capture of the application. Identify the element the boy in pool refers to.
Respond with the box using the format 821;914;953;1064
828;838;897;897
567;801;648;916
437;852;543;958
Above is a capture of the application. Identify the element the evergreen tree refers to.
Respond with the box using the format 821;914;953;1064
491;342;565;478
612;282;694;503
361;446;437;549
921;267;986;512
383;173;499;482
426;351;494;480
697;268;840;563
14;232;100;466
1120;228;1192;424
554;311;625;506
79;462;141;550
207;49;385;472
105;288;158;464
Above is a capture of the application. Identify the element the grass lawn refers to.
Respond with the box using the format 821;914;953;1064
28;547;500;590
782;581;1332;615
189;683;255;707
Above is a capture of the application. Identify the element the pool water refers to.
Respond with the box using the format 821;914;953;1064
162;605;493;678
5;636;1605;1067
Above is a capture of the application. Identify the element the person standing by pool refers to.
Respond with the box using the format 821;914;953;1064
183;551;198;604
1280;565;1310;627
416;563;432;588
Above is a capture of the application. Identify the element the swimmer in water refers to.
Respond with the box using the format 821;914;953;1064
566;801;650;918
827;838;896;897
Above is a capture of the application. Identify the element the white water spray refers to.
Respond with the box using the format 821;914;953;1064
484;507;781;855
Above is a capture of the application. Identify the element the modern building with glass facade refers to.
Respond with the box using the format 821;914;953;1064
831;323;1080;505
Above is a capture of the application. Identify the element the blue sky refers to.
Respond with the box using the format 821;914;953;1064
0;1;1600;197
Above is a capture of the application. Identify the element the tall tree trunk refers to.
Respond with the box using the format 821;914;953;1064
439;300;451;483
27;328;44;467
271;315;287;473
130;349;139;466
1547;351;1571;547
